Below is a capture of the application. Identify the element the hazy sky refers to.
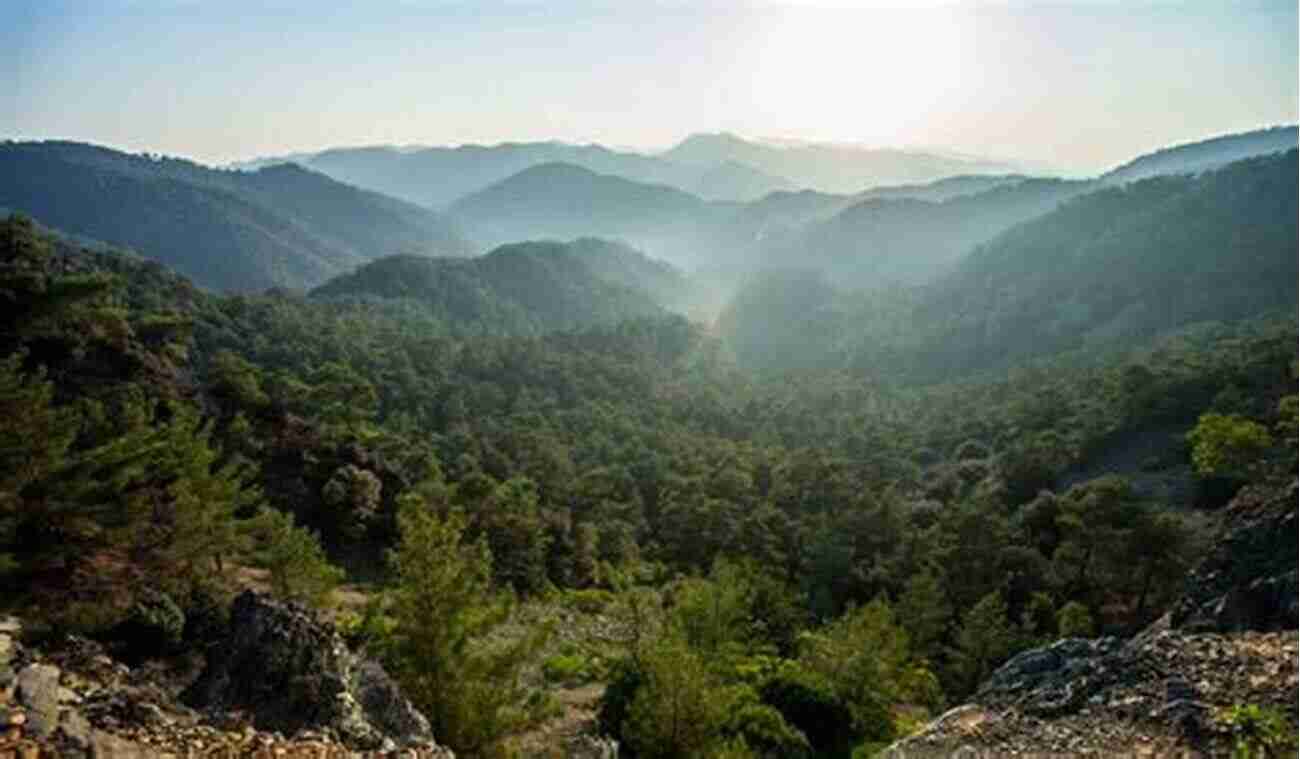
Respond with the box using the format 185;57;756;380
3;1;1296;173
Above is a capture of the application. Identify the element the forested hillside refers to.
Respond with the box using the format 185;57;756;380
1101;125;1297;183
0;141;471;291
449;162;716;252
310;239;674;336
720;151;1299;379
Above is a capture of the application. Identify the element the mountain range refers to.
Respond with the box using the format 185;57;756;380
231;132;1030;207
1;126;1293;295
0;141;471;291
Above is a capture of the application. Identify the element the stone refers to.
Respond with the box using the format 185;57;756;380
58;708;93;751
183;591;439;751
566;734;619;759
14;664;61;738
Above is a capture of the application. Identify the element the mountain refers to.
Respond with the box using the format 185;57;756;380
1101;125;1297;184
310;238;673;335
246;141;794;208
448;162;718;256
780;176;1091;288
689;159;795;202
916;150;1298;374
0;141;471;292
562;237;691;308
662;132;1027;194
719;152;1298;378
855;174;1034;203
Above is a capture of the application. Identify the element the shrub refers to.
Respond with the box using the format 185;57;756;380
1056;601;1095;638
759;663;855;757
1219;703;1295;758
542;653;594;685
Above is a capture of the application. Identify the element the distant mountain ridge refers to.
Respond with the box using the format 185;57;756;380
237;140;795;208
1101;125;1297;184
0;140;471;292
232;132;1030;208
662;132;1028;194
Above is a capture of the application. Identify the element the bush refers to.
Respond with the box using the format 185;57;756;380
724;697;810;759
562;587;616;614
542;653;595;685
1056;601;1095;638
597;656;644;742
255;508;344;609
759;664;854;757
115;588;185;661
1219;703;1295;758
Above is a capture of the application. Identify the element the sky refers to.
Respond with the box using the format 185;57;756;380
2;1;1296;174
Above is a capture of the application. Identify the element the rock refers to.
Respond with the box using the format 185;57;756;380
183;591;440;751
566;734;620;759
352;658;432;742
1170;479;1299;632
14;664;61;738
0;619;21;693
57;708;93;751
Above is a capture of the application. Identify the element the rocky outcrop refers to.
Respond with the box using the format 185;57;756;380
883;476;1299;757
883;628;1297;757
1169;478;1298;632
0;606;455;758
184;591;441;753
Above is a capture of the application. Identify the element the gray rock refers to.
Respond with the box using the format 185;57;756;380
567;734;620;759
15;663;62;737
183;591;441;752
58;707;94;751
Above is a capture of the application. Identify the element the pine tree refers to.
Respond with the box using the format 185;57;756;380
953;590;1016;694
382;489;549;756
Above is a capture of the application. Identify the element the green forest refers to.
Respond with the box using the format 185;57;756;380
1;144;1296;758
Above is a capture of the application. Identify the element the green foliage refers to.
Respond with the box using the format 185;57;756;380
722;695;810;759
1055;601;1095;638
953;591;1016;695
897;570;951;663
1186;412;1273;480
542;652;597;686
798;598;937;743
622;635;731;759
382;492;549;756
116;588;185;658
1219;704;1296;758
758;663;856;758
254;508;344;609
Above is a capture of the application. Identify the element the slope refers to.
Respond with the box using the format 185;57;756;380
1101;125;1297;184
448;162;717;254
0;141;471;292
310;239;672;336
783;177;1090;288
916;150;1299;375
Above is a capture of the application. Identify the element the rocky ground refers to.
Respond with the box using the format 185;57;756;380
884;476;1300;758
0;593;455;758
883;628;1296;757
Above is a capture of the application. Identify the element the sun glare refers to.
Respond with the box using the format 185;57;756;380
750;7;963;145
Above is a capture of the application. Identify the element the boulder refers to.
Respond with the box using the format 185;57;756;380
1170;479;1298;632
183;591;438;751
15;663;62;738
566;734;620;759
977;637;1121;716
